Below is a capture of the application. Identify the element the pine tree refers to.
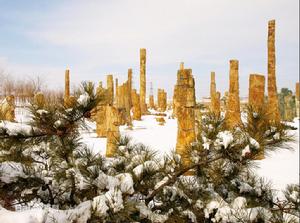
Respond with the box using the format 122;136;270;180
0;85;299;222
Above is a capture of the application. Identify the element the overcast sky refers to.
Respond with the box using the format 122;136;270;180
0;0;298;99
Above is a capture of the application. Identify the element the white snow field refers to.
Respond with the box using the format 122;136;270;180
81;112;299;194
0;110;299;223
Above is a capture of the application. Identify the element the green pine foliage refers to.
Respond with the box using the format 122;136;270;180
0;85;299;222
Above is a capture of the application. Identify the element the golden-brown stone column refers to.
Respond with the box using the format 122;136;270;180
128;69;132;108
210;71;220;117
65;69;70;100
149;95;155;109
267;20;280;123
174;68;196;168
140;48;147;113
105;105;121;157
131;89;142;120
157;89;167;112
248;74;265;111
107;75;114;106
34;92;45;108
225;60;241;129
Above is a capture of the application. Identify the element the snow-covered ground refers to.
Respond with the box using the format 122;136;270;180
81;112;299;194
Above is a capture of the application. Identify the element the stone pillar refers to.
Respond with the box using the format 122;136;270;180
0;95;15;121
180;62;184;70
149;95;155;109
34;92;45;108
128;69;133;108
157;89;167;112
225;60;241;129
283;93;294;121
96;82;109;137
267;20;280;123
210;72;220;117
115;78;119;107
64;69;73;107
215;92;221;117
65;69;70;100
107;75;114;106
248;74;265;111
174;68;196;168
140;48;147;113
296;82;300;117
106;105;121;157
131;89;142;120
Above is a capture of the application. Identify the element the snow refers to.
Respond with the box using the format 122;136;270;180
255;118;299;193
77;92;90;106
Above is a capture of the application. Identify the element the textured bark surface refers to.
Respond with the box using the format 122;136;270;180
210;72;220;117
249;74;265;111
131;89;142;120
174;67;196;167
225;60;241;129
140;48;147;113
267;20;280;123
95;82;108;137
149;95;155;109
116;81;132;126
107;75;114;106
106;105;121;157
0;95;15;121
157;89;167;112
283;94;295;121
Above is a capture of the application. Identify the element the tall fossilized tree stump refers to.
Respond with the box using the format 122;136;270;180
248;74;266;160
157;89;167;112
63;69;75;107
249;74;265;111
210;72;220;117
296;82;300;117
140;48;147;113
149;95;155;109
225;60;241;129
106;105;121;157
116;81;132;126
283;93;295;121
107;75;114;106
0;95;15;121
267;20;280;123
96;82;108;137
115;78;119;107
128;69;133;108
131;89;142;120
174;67;196;168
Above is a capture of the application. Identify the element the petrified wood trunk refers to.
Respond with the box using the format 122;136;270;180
225;60;241;129
0;95;15;121
131;89;142;120
248;74;265;111
140;48;147;113
157;89;167;112
267;20;280;123
106;105;121;157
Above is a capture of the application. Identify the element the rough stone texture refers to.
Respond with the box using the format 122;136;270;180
34;92;45;108
210;72;220;117
225;60;241;129
107;75;114;106
215;92;221;117
149;95;155;109
105;105;121;157
116;81;132;126
248;74;265;111
95;82;109;137
157;89;167;112
128;69;133;108
0;95;15;121
115;78;119;107
131;89;142;120
140;48;147;113
283;93;295;121
64;69;72;107
174;67;196;167
267;20;280;123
